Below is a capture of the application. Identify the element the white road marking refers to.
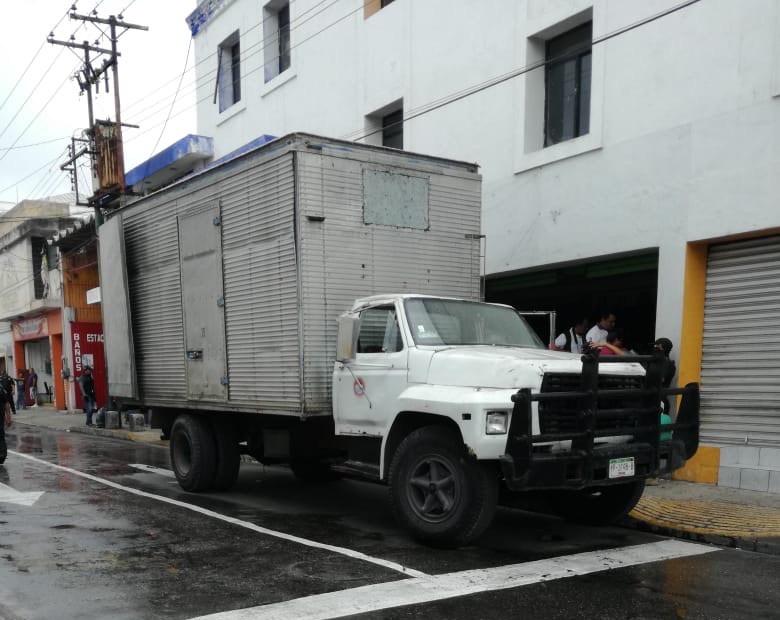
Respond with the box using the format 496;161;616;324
8;450;426;578
0;481;44;507
188;539;718;620
129;463;177;478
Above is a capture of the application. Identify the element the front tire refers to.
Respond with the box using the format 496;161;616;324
170;414;217;492
389;426;498;547
550;479;646;525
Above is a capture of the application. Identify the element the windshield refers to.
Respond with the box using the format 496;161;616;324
403;298;545;348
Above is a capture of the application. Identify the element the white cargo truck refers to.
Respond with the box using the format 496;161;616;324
100;134;699;546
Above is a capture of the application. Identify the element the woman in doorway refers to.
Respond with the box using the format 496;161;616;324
592;329;627;356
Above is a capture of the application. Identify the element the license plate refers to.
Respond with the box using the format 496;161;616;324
608;457;635;479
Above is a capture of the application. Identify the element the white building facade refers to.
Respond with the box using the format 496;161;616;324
186;0;780;490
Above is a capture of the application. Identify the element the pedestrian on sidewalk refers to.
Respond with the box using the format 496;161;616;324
77;366;96;427
0;384;11;465
15;370;26;410
27;368;38;408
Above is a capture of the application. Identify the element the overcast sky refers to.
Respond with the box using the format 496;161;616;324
0;0;197;205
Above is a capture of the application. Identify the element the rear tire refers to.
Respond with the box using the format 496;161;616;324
212;420;241;491
170;414;217;492
550;479;646;525
389;426;498;547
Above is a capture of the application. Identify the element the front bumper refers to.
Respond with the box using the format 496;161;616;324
499;353;700;491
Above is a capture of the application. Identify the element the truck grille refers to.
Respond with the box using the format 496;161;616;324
539;372;645;435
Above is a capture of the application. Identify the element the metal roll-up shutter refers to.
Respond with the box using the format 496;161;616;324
700;235;780;447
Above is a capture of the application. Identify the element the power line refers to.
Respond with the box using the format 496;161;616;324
121;0;329;125
0;67;78;164
126;0;359;144
0;5;71;116
148;36;191;159
0;152;66;198
348;0;702;142
0;137;71;153
120;0;309;115
0;47;69;146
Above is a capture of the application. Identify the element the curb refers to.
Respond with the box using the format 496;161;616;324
625;516;780;556
15;419;169;448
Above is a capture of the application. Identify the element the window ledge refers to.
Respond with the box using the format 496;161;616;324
515;132;602;174
262;70;296;98
217;101;246;126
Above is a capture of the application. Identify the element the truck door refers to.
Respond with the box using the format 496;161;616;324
333;305;408;436
178;204;228;401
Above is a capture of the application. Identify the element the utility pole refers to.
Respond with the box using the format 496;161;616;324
48;11;147;219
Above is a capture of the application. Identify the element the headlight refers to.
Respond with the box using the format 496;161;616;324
485;411;508;435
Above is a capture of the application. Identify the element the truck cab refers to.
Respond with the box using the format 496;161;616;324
332;294;699;546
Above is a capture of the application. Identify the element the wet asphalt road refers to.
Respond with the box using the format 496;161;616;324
0;425;778;620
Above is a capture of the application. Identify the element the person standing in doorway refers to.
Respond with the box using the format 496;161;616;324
592;329;627;356
27;368;38;408
586;311;616;347
77;366;97;427
552;318;589;353
15;370;26;410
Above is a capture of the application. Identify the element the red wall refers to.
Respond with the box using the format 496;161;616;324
71;322;106;409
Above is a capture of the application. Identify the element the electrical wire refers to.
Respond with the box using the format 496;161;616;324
0;47;69;146
121;0;328;124
0;5;72;116
148;36;191;159
126;0;358;143
120;0;310;115
0;67;78;164
0;137;71;153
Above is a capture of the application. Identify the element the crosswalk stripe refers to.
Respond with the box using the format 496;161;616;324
188;540;718;620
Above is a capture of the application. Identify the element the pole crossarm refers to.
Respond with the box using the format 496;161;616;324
69;12;149;32
46;37;116;56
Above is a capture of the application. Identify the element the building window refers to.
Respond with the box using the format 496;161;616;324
364;0;395;19
544;22;591;147
217;32;241;112
364;100;403;149
264;1;291;83
382;109;403;149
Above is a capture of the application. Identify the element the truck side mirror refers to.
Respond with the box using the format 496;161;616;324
336;313;361;362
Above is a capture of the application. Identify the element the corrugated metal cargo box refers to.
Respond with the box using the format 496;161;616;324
101;133;482;417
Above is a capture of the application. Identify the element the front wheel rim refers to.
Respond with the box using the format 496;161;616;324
406;456;461;523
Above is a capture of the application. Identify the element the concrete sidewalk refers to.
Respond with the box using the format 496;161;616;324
9;404;167;447
9;405;780;554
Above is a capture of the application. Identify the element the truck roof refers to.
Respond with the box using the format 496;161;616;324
350;294;511;311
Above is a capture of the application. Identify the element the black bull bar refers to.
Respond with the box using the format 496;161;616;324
499;352;700;491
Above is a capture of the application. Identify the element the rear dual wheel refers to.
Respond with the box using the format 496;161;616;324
170;414;240;492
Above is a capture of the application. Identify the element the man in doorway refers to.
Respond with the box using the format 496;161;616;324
586;311;616;347
27;368;38;408
552;318;589;353
77;366;97;427
15;370;26;410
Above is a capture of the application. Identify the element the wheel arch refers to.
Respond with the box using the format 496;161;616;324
381;412;463;480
